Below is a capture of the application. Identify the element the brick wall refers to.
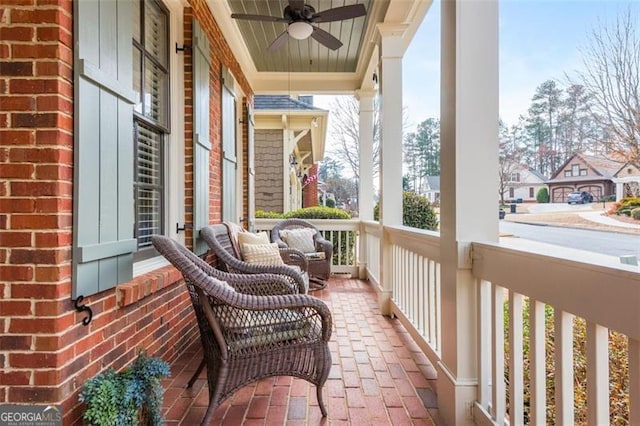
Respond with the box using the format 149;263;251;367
303;164;319;207
0;0;252;423
184;0;253;243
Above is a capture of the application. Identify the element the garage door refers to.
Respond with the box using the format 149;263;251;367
578;185;602;200
552;187;573;203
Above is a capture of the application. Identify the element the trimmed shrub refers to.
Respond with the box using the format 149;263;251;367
325;198;336;208
536;187;550;203
285;206;351;220
373;191;439;231
255;210;284;219
609;197;640;216
631;207;640;220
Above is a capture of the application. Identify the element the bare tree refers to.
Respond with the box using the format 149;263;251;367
327;96;380;180
577;8;640;165
499;120;526;205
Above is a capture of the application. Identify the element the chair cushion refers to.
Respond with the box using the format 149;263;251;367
223;308;312;351
280;228;316;253
241;242;285;265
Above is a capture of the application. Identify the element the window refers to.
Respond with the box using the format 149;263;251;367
509;187;514;198
133;0;169;257
564;170;572;177
579;169;587;176
509;172;520;182
529;187;534;197
571;165;579;176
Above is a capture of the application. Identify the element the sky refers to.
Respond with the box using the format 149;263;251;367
401;0;636;131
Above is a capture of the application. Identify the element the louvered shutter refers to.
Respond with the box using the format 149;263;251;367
222;68;237;223
193;21;211;255
72;0;136;297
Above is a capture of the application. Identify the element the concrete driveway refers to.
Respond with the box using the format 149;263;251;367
526;202;597;214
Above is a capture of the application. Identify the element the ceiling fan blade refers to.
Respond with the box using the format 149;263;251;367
311;4;366;23
268;30;289;51
310;26;342;50
231;13;288;22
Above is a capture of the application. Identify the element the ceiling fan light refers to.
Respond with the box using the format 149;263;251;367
288;21;313;40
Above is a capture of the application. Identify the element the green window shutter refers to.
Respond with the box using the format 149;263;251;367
222;68;237;223
72;0;136;298
193;20;211;255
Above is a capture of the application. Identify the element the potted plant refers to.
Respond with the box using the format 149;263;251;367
79;350;170;426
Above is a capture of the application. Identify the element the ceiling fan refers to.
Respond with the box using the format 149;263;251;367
231;1;367;51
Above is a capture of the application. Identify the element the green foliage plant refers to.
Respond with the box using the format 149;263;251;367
79;350;170;426
536;187;550;203
255;210;284;219
609;197;640;216
631;207;640;220
504;300;629;424
373;191;439;231
325;198;336;208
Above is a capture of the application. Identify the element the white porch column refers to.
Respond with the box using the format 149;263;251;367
439;0;499;425
377;24;406;314
357;90;375;221
615;180;624;201
357;90;376;279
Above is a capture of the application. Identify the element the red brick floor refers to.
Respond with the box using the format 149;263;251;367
161;277;443;425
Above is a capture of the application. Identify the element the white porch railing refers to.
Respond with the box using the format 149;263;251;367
254;219;360;276
472;240;640;425
256;218;639;424
386;225;443;365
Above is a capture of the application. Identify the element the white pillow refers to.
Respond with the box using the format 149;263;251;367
241;243;285;265
238;231;270;247
280;228;316;253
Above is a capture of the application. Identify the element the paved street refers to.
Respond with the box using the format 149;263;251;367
499;221;640;258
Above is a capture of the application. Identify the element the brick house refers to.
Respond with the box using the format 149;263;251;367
0;0;256;422
253;95;327;214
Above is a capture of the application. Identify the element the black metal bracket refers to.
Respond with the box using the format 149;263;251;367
73;296;93;326
176;223;193;233
175;43;192;53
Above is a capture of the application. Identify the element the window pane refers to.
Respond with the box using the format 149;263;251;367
135;122;163;251
137;187;162;249
145;0;167;67
132;0;141;42
144;63;167;125
137;125;162;186
133;47;143;114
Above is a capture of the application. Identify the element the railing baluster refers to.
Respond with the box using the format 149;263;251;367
529;299;546;426
492;284;506;423
509;291;524;425
418;256;425;337
477;279;491;409
435;262;441;352
629;338;640;425
428;259;436;344
554;310;574;425
586;321;609;426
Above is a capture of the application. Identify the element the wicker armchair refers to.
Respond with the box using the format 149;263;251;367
271;219;333;282
200;223;309;294
152;236;332;424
